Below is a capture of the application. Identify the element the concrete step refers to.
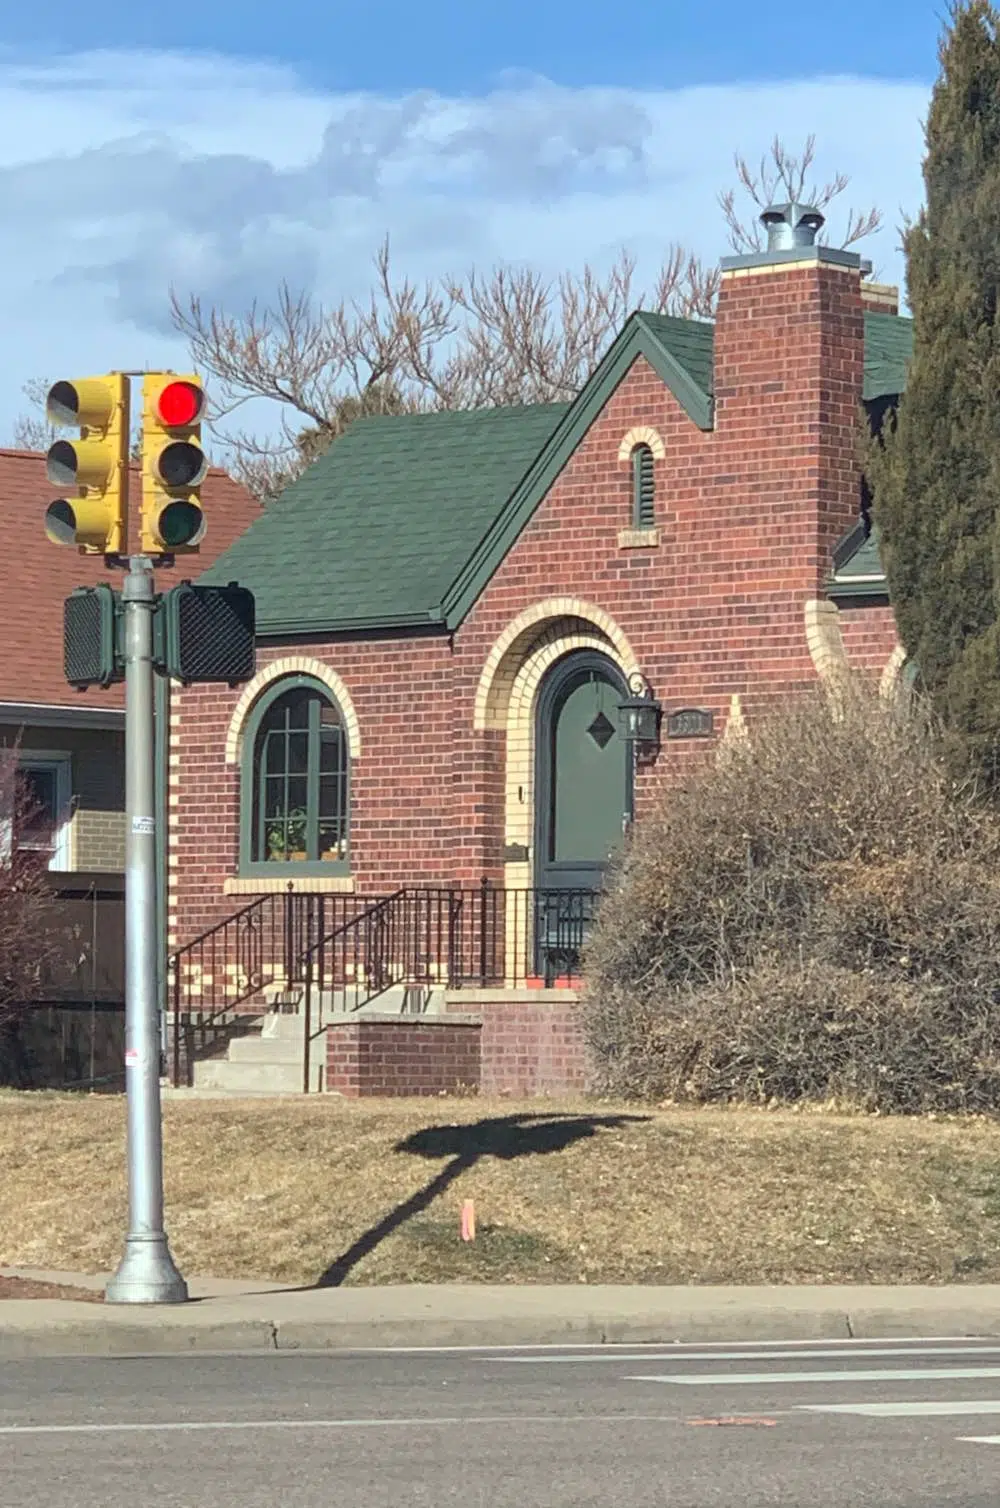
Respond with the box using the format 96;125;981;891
192;1058;319;1094
226;1034;306;1064
259;986;445;1037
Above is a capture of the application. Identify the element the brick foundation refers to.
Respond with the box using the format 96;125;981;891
322;997;588;1099
447;990;589;1097
325;1014;481;1098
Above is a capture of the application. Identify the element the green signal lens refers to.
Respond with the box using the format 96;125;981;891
158;500;205;548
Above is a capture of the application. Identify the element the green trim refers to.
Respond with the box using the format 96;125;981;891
440;312;715;630
631;443;655;528
238;673;351;878
827;581;890;604
256;609;445;638
828;517;888;604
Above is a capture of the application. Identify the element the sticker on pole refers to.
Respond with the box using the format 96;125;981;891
125;1049;139;1068
131;815;155;836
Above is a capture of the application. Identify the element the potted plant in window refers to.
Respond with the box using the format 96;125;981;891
286;807;308;860
265;810;309;861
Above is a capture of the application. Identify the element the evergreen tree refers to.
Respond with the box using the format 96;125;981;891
872;1;1000;784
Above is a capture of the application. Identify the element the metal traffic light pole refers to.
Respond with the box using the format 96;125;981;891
105;374;187;1304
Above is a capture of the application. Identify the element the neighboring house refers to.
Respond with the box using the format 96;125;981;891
167;202;912;1100
0;450;259;1015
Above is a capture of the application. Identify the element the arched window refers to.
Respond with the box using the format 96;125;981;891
240;676;349;874
631;443;655;528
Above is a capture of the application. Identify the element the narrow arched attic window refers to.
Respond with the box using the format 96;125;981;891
631;444;655;529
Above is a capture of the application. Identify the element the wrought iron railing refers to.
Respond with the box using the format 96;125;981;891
296;882;600;1090
167;889;380;1085
169;882;601;1087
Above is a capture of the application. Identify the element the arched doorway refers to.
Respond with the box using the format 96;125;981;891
533;650;633;893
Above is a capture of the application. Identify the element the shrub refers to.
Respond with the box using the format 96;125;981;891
580;680;1000;1112
0;747;60;1040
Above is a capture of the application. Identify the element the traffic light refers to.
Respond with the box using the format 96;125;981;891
140;373;207;555
44;374;128;555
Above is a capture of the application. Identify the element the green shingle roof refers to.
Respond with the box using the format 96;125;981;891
203;402;567;634
644;309;913;404
829;521;888;599
863;312;913;401
205;304;912;634
637;312;716;396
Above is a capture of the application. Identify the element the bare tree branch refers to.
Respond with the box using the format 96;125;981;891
167;135;883;500
720;134;883;257
11;378;57;452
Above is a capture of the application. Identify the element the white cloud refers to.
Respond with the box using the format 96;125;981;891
0;48;928;448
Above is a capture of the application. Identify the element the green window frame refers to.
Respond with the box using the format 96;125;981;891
631;443;655;529
239;675;350;876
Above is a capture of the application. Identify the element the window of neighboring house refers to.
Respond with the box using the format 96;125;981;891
631;443;655;529
241;678;350;874
16;754;73;870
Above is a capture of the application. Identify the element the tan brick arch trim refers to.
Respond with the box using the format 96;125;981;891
500;619;635;898
474;598;640;732
880;643;907;698
804;599;849;684
224;656;362;765
617;425;665;462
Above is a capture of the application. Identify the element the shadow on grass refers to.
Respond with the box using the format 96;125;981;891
312;1111;650;1288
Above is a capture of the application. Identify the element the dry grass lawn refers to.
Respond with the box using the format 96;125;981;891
3;1092;1000;1287
0;1274;102;1301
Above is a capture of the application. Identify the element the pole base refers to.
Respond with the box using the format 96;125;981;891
105;1234;189;1305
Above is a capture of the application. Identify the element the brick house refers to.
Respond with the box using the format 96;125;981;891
0;450;258;1012
167;203;911;1097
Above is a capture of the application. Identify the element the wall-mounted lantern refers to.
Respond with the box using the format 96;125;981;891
618;672;662;756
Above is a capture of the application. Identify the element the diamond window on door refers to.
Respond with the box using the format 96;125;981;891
587;711;615;749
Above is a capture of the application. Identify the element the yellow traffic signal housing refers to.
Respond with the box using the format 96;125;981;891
44;374;128;555
140;373;207;555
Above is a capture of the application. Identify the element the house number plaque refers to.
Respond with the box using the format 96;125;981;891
666;707;714;739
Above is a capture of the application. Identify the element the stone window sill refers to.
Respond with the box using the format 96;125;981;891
618;527;660;549
225;873;356;895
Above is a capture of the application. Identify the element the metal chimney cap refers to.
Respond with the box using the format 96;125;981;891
760;202;825;251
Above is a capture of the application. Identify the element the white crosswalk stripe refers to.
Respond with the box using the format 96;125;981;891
624;1367;1000;1385
497;1346;1000;1365
801;1400;1000;1416
619;1347;1000;1451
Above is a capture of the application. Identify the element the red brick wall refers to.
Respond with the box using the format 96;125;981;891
172;634;456;942
325;1016;481;1097
172;255;884;945
322;1002;587;1098
450;258;867;835
455;995;589;1097
837;600;900;676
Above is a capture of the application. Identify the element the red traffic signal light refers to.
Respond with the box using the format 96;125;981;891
154;380;205;428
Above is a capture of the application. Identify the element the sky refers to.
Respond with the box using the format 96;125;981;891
0;0;943;455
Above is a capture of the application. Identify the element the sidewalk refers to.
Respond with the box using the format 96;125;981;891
3;1267;1000;1357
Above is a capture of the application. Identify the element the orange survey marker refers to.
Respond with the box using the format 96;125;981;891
461;1199;476;1242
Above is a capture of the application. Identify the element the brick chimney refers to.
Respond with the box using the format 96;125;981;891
712;203;865;594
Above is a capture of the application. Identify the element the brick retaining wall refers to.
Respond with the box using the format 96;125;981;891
446;990;588;1097
323;996;587;1099
326;1014;481;1097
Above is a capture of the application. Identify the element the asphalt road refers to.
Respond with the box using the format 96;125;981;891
3;1337;1000;1506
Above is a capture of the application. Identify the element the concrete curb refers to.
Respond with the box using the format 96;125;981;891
0;1317;278;1359
4;1283;1000;1358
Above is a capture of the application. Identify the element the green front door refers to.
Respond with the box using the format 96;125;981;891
534;651;632;893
